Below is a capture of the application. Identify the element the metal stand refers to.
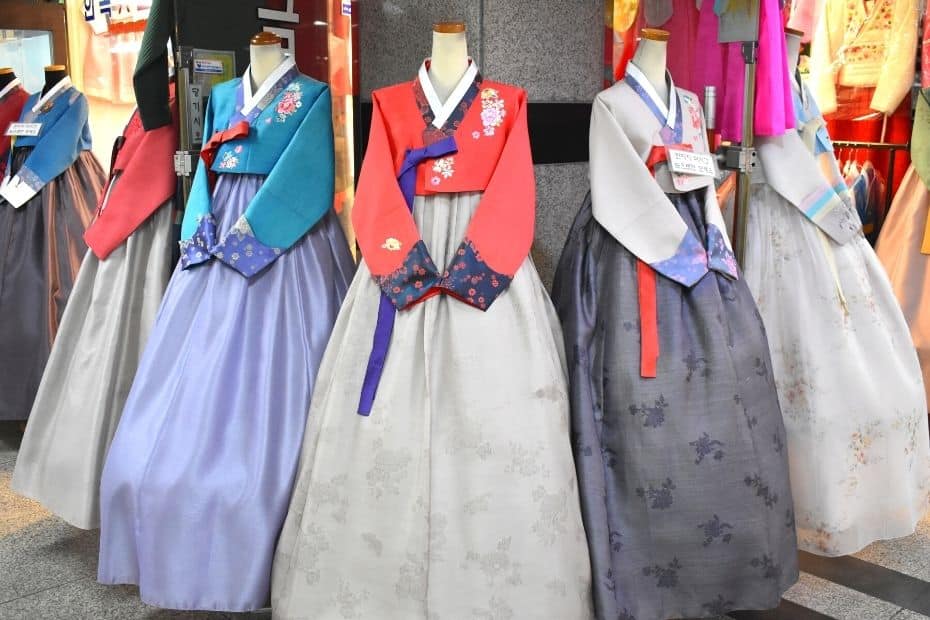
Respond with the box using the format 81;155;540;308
733;39;758;265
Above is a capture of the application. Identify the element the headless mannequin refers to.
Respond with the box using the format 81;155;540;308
631;29;669;104
0;69;16;91
785;29;803;89
42;65;68;96
249;32;286;91
428;22;469;103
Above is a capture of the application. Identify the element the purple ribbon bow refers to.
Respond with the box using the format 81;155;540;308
357;135;458;415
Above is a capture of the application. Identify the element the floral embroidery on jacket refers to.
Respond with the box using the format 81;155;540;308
275;82;303;123
217;150;239;169
432;156;455;179
480;88;506;136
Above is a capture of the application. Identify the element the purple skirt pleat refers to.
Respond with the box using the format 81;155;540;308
97;173;355;612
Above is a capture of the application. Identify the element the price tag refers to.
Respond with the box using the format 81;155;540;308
5;123;42;137
667;148;717;177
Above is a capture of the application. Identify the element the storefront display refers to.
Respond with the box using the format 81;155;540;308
0;69;104;421
4;0;930;617
554;30;798;620
11;97;178;530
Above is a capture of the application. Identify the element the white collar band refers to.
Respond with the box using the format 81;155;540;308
0;78;22;101
32;76;72;113
242;55;296;115
625;63;677;130
418;58;479;129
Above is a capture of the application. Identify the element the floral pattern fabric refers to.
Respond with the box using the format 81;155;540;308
272;192;593;619
745;181;930;556
553;191;798;620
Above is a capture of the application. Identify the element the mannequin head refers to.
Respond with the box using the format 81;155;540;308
249;31;285;90
42;65;67;96
429;21;469;102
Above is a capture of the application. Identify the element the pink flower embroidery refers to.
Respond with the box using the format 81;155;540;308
480;88;506;136
234;145;243;153
275;83;303;123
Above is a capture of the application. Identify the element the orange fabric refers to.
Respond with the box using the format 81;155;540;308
353;80;534;280
638;260;659;378
637;144;671;379
85;96;179;259
200;120;250;190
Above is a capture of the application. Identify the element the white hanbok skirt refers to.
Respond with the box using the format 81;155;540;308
12;201;174;529
271;191;593;619
744;183;930;556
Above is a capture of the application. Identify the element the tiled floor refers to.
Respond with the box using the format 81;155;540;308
1;422;929;620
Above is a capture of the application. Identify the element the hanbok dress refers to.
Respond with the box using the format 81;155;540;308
12;103;178;530
97;58;355;612
744;74;930;557
0;77;104;421
271;61;593;620
553;65;798;620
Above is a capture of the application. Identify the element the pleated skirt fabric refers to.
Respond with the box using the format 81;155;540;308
553;192;799;620
0;148;103;420
272;191;594;620
12;199;175;529
97;173;355;612
745;182;930;556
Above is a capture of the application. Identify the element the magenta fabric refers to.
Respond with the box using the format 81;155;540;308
694;0;795;142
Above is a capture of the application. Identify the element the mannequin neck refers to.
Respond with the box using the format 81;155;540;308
428;30;469;103
785;33;802;82
42;69;67;96
249;43;285;90
631;38;668;103
0;71;15;91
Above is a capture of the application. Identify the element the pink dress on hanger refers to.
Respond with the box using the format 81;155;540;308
694;0;795;141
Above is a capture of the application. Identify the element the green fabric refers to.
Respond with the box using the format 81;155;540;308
133;0;173;130
913;88;930;189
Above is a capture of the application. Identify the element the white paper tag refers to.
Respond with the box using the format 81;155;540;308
5;122;42;137
667;148;717;177
193;59;224;75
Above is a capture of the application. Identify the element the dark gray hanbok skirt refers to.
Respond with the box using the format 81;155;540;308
552;190;799;620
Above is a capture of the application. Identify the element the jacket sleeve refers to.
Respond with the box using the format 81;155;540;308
133;0;174;130
809;0;840;115
0;92;89;208
589;93;706;287
210;84;336;277
351;92;428;298
443;89;535;309
871;0;919;114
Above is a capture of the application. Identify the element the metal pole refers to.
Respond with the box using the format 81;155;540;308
734;37;759;265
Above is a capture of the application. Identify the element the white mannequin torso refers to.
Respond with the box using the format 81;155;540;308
428;30;469;103
250;42;285;90
631;37;669;104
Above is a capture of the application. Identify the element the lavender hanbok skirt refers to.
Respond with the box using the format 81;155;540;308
553;192;798;620
97;173;355;612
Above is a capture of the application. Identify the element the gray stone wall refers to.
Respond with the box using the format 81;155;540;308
359;0;603;288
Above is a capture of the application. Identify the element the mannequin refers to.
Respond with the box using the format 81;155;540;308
630;28;669;104
0;68;16;92
42;65;68;96
785;27;803;80
249;32;286;91
428;22;469;103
